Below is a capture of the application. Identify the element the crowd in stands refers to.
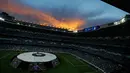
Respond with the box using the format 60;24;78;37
0;14;130;73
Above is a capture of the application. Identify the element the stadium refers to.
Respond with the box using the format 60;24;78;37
0;0;130;73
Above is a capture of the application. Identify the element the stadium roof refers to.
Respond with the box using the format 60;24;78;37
102;0;130;13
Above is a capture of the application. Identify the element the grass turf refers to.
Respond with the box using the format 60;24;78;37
0;50;102;73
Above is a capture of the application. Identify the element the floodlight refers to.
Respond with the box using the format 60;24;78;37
120;18;126;23
0;17;5;21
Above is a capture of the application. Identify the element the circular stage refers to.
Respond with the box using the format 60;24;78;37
11;52;60;72
17;52;57;62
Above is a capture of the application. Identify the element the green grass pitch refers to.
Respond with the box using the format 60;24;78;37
0;50;102;73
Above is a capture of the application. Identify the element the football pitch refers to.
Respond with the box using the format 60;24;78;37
0;50;102;73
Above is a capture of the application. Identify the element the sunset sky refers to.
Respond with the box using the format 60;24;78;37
0;0;128;30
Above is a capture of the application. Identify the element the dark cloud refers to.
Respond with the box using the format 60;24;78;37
44;7;81;20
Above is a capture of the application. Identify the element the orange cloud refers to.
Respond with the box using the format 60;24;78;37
0;0;85;31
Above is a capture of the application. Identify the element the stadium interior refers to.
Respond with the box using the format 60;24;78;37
0;10;130;73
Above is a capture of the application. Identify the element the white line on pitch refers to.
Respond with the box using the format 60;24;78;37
0;53;12;59
62;55;75;67
75;57;86;65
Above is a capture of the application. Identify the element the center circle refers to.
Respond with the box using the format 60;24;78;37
17;52;57;62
